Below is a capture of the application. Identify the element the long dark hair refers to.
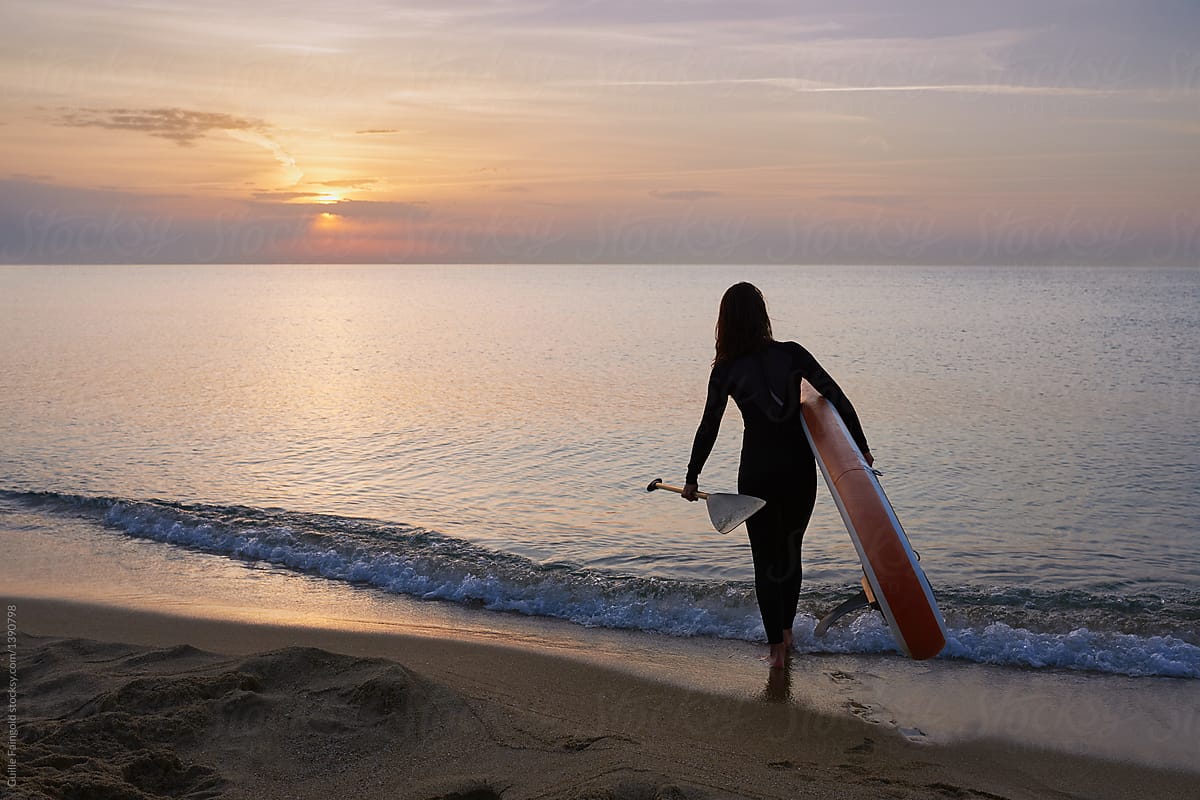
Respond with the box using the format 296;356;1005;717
714;282;773;366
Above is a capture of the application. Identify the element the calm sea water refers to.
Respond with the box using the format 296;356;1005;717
2;264;1198;676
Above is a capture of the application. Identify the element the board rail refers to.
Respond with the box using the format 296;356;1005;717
799;379;947;660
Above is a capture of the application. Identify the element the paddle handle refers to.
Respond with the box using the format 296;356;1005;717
646;478;709;500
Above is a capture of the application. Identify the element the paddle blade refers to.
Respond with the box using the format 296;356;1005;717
706;493;765;534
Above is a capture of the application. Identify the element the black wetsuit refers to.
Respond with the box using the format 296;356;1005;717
686;341;870;645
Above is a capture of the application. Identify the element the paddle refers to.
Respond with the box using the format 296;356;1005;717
645;479;766;534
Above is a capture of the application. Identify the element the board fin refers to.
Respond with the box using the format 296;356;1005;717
815;577;882;637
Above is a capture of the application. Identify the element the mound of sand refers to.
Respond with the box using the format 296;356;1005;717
11;636;707;800
12;637;490;800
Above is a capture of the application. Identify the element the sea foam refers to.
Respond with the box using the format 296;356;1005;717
8;489;1200;679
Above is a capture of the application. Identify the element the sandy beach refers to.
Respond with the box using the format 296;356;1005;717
4;597;1195;800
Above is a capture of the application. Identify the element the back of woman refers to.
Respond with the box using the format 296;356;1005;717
681;282;872;669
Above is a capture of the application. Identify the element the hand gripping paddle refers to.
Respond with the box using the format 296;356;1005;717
646;479;766;534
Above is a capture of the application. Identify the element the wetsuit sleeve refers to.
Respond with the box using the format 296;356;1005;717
792;344;871;455
685;368;728;485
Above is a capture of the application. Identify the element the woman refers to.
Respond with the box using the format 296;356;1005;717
682;282;873;669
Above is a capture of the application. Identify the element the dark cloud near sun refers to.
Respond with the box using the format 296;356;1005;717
57;107;264;146
355;129;399;135
251;180;377;200
0;179;434;263
323;198;431;221
0;178;237;263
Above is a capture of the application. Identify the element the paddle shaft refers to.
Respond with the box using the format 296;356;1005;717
646;479;708;500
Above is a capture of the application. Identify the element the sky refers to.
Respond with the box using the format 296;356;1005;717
1;0;1198;265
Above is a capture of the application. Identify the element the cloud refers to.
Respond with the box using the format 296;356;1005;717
857;135;892;152
0;178;439;263
355;129;399;135
323;198;431;221
571;77;1122;98
252;191;322;201
0;178;293;263
57;107;262;146
317;178;377;188
252;180;378;200
224;129;303;183
820;194;913;207
650;189;723;201
53;106;304;183
257;42;344;55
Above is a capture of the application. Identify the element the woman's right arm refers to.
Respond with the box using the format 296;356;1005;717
685;368;728;489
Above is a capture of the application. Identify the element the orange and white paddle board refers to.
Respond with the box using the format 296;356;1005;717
799;379;947;660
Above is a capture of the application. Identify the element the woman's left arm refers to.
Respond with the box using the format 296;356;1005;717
792;344;872;459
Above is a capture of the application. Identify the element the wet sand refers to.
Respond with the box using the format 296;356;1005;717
5;597;1196;800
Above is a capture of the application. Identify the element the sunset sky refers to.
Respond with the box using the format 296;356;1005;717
1;0;1198;264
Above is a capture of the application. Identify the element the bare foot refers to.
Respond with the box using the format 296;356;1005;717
768;642;788;669
783;628;794;649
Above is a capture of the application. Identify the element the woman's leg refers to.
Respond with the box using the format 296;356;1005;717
744;461;817;654
780;468;817;634
779;493;815;636
746;508;791;646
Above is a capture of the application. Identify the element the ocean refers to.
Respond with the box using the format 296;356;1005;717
3;264;1198;678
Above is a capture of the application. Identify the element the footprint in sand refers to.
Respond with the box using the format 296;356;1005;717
846;699;881;724
846;737;875;755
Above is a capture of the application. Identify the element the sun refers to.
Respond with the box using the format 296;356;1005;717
314;211;341;230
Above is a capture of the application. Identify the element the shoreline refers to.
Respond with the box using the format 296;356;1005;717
7;596;1199;800
7;506;1200;776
